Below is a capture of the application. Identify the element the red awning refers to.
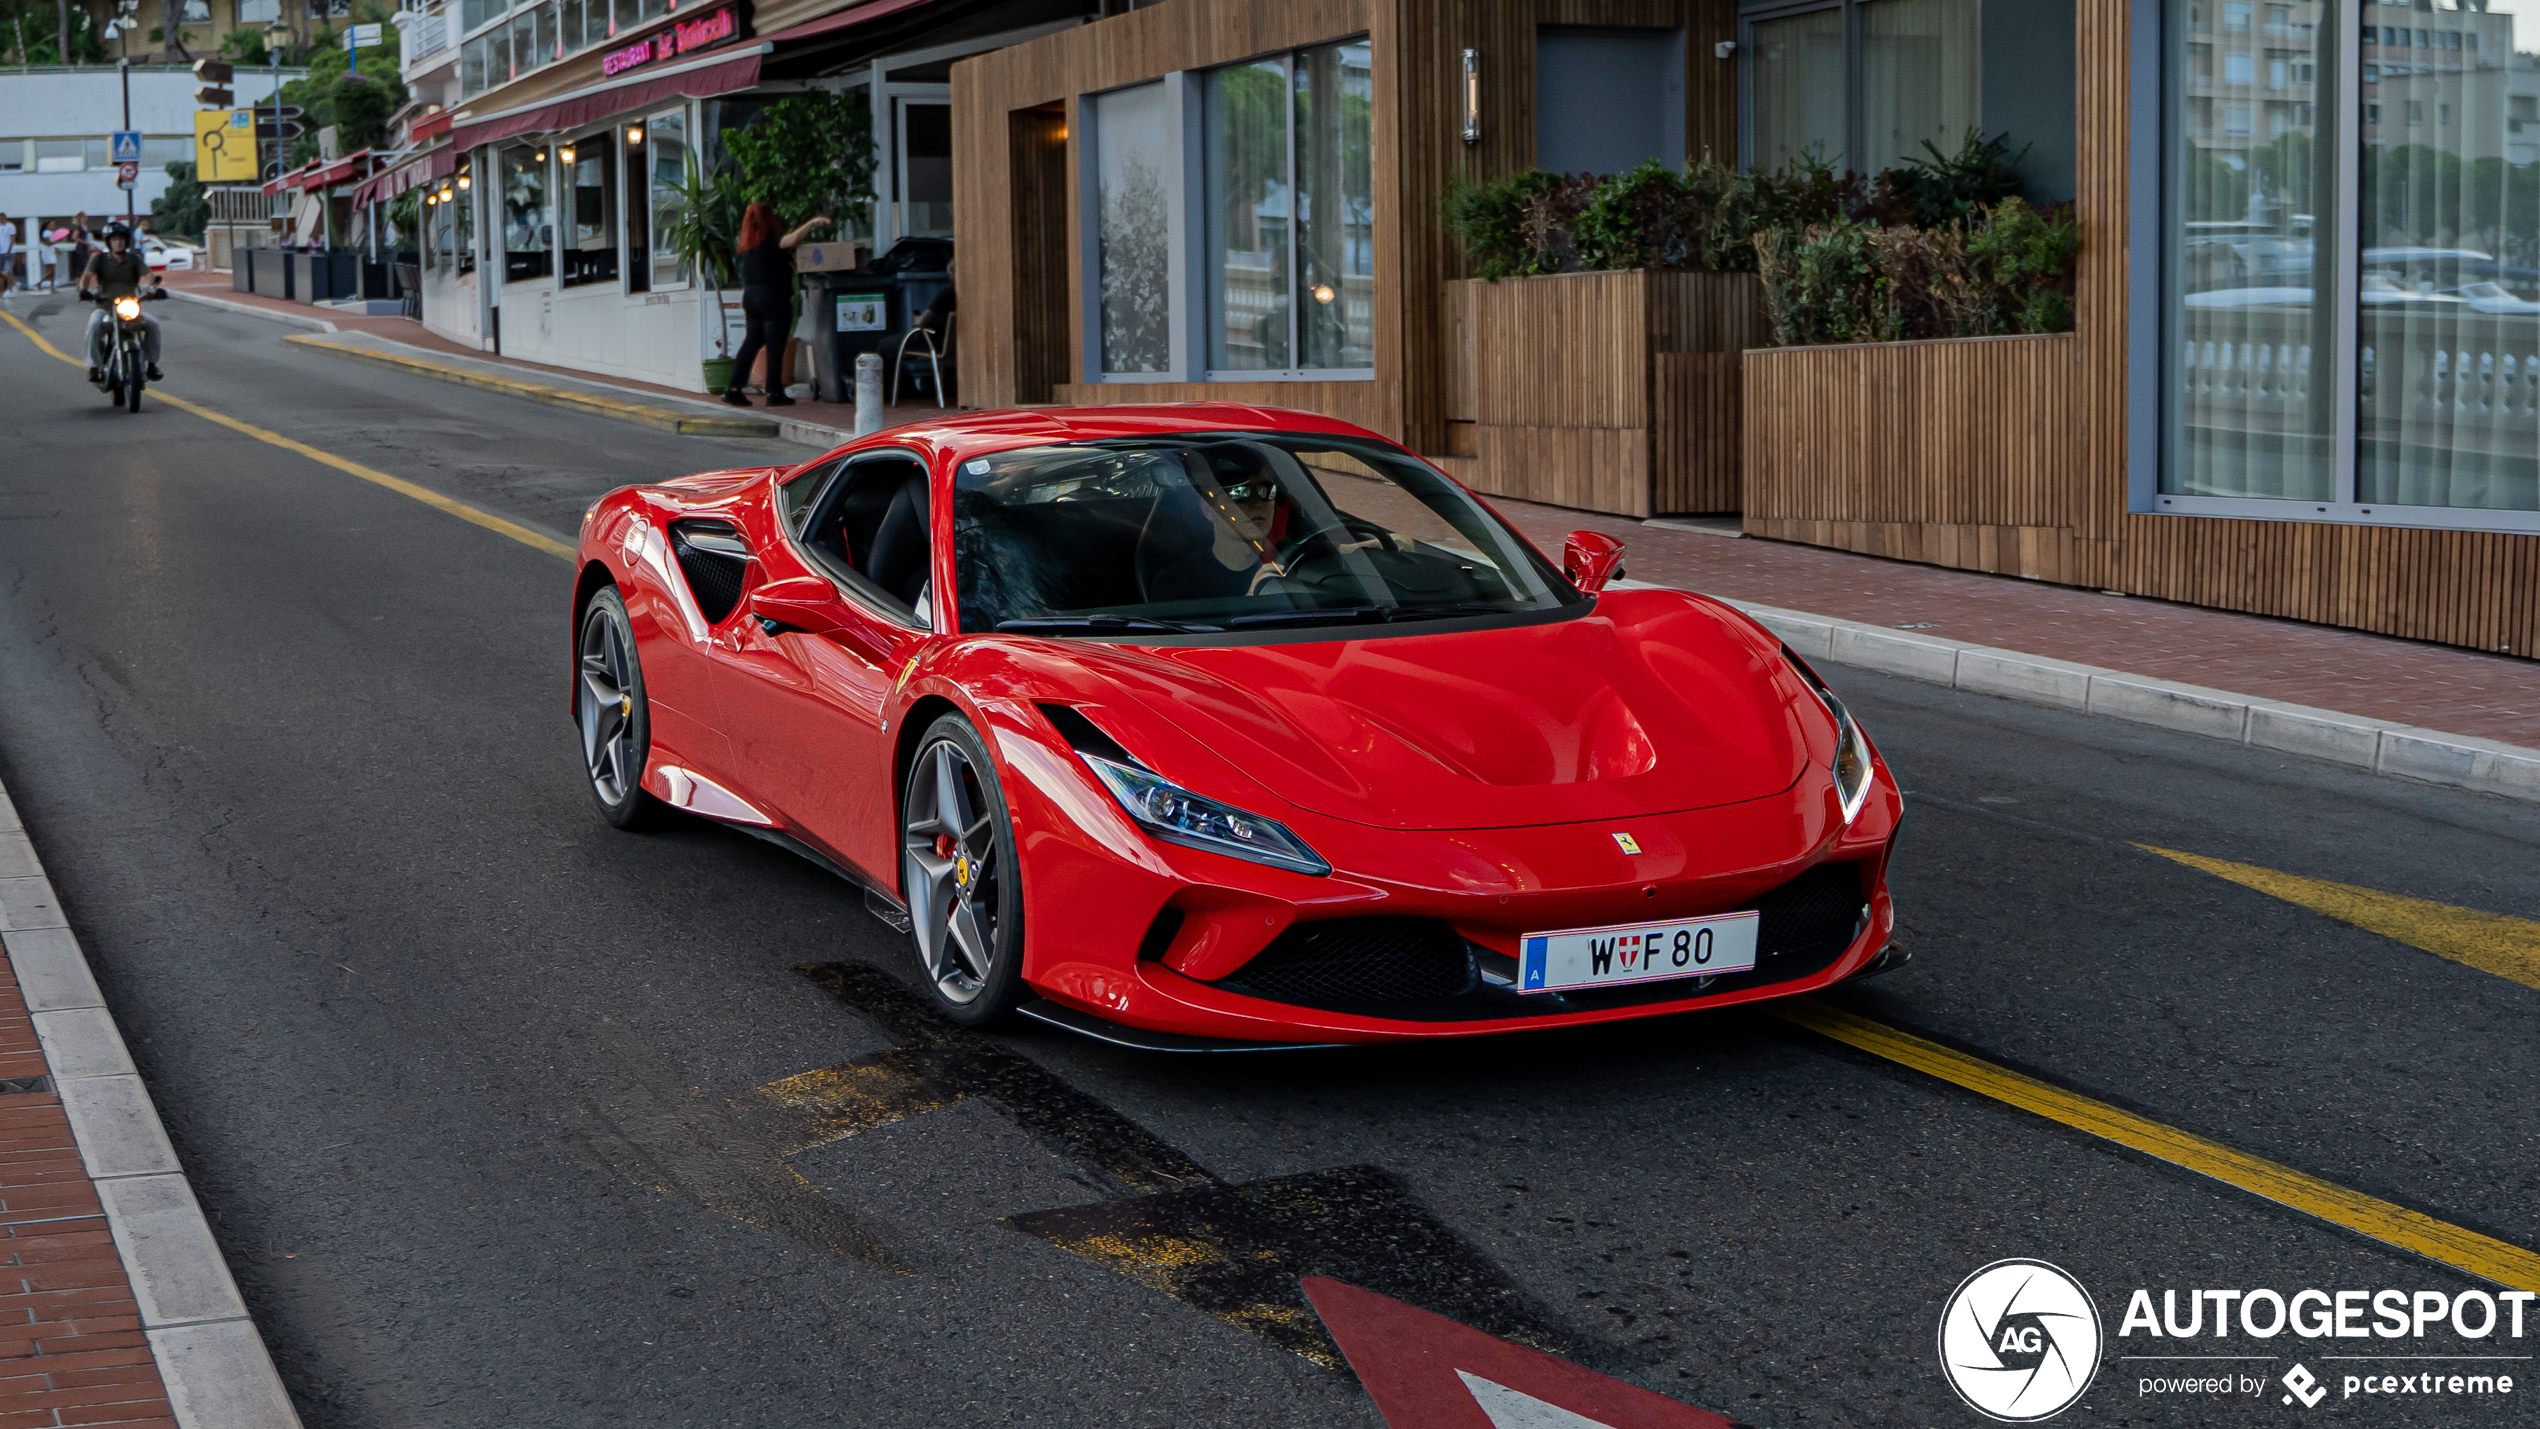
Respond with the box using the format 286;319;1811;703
262;160;321;196
410;108;454;143
349;145;457;207
755;0;937;46
448;50;761;151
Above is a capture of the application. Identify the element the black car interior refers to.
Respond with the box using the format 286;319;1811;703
801;454;933;622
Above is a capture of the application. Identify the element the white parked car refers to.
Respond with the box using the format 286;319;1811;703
140;238;199;272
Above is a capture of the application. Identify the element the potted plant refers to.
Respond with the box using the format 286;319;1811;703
662;161;742;392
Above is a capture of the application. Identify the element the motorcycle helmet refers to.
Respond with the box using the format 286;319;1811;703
102;222;132;246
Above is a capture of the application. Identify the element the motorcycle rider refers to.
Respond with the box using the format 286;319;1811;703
80;222;164;384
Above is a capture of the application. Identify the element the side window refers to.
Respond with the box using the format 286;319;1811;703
801;453;935;626
778;458;841;536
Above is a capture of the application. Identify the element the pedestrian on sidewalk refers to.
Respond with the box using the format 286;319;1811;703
722;202;830;409
68;212;94;278
0;214;14;297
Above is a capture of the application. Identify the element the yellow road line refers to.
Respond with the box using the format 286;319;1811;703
1771;998;2540;1291
2141;844;2540;994
3;309;574;561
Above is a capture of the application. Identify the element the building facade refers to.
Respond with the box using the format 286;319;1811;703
952;0;2538;659
0;67;220;236
379;0;1102;390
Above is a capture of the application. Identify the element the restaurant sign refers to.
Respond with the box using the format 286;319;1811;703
602;4;744;77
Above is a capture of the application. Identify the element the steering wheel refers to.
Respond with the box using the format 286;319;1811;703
1272;515;1402;571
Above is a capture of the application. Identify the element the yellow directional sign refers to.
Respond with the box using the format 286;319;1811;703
195;109;258;183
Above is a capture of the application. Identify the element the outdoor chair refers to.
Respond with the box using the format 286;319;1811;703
891;312;954;409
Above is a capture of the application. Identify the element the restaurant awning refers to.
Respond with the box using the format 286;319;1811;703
447;47;763;152
349;145;457;208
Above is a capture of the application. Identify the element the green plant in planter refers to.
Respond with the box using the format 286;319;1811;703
1755;219;1883;347
1967;197;2082;333
662;162;744;374
1575;160;1693;271
1445;169;1596;279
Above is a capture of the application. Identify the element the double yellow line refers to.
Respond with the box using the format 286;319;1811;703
8;306;2534;1292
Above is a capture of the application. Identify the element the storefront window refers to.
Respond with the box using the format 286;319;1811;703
2357;0;2539;511
1859;0;1979;174
1092;81;1176;375
2159;0;2538;523
431;192;455;271
1294;40;1373;371
1204;58;1290;371
1745;0;1978;174
457;170;477;276
562;133;616;287
646;108;689;289
501;143;553;283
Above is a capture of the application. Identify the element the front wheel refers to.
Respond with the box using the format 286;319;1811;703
901;715;1026;1025
125;365;142;413
576;587;663;829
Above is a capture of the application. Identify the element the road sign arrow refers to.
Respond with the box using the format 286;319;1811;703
195;86;234;106
191;56;233;83
1301;1277;1747;1429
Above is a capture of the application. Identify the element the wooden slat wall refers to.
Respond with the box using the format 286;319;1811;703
1394;0;1739;456
1454;268;1760;515
1736;0;2536;660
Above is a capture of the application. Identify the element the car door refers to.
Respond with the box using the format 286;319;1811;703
713;449;935;887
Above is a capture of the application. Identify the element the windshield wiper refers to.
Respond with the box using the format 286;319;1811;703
1223;603;1521;630
996;615;1221;634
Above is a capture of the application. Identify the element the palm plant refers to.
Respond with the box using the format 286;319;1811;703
661;161;741;358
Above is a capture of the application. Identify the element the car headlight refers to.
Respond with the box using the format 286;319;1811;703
1785;649;1874;825
113;297;141;320
1078;753;1331;875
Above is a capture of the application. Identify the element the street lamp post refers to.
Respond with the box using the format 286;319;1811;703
119;57;133;226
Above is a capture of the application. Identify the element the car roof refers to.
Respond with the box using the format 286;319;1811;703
871;402;1390;466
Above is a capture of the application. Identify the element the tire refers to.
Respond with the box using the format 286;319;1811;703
109;376;124;408
125;366;142;413
900;714;1027;1025
576;587;665;830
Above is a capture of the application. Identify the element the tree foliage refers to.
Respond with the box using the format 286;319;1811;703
150;159;209;240
724;91;877;228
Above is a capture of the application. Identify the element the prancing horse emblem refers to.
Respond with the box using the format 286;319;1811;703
1611;832;1642;855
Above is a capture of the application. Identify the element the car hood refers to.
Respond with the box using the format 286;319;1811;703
1070;593;1815;832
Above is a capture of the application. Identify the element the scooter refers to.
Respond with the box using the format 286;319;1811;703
81;287;166;412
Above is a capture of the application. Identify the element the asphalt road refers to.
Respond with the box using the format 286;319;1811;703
0;294;2534;1428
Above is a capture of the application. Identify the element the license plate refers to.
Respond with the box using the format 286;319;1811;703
1518;911;1760;993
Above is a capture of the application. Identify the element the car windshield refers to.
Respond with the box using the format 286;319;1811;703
948;433;1577;636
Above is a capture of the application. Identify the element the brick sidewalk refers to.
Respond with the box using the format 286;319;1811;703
0;962;173;1429
1485;500;2540;751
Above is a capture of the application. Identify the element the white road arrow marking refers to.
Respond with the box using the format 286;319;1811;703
1459;1369;1621;1429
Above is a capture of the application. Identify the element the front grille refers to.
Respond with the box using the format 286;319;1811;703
1751;861;1868;963
1218;918;1476;1006
672;523;747;622
1211;861;1869;1022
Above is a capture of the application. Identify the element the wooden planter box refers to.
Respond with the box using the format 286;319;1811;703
1443;270;1765;518
1742;332;2084;580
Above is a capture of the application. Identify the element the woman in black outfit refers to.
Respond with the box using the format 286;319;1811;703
724;202;831;407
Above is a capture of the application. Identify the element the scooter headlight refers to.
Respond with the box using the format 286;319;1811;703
112;297;141;320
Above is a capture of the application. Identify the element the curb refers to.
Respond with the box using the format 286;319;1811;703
1715;596;2540;806
281;334;784;439
165;287;338;334
0;787;300;1427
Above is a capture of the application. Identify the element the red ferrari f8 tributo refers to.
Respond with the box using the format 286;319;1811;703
571;404;1903;1046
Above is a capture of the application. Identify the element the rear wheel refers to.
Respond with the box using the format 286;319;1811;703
901;715;1026;1025
577;587;663;829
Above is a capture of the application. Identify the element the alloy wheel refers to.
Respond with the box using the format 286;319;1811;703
577;603;641;806
902;737;1003;1005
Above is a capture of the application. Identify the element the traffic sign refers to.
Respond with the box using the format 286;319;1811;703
196;86;235;106
116;161;139;190
1302;1278;1738;1429
343;22;383;50
110;130;142;164
254;119;307;140
195;109;259;183
191;56;233;84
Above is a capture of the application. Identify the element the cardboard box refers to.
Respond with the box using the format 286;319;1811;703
794;240;868;274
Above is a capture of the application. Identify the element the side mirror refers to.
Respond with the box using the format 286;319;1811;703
1562;530;1626;594
747;575;854;637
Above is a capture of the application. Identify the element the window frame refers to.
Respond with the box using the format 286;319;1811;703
1076;35;1379;387
2128;0;2540;535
